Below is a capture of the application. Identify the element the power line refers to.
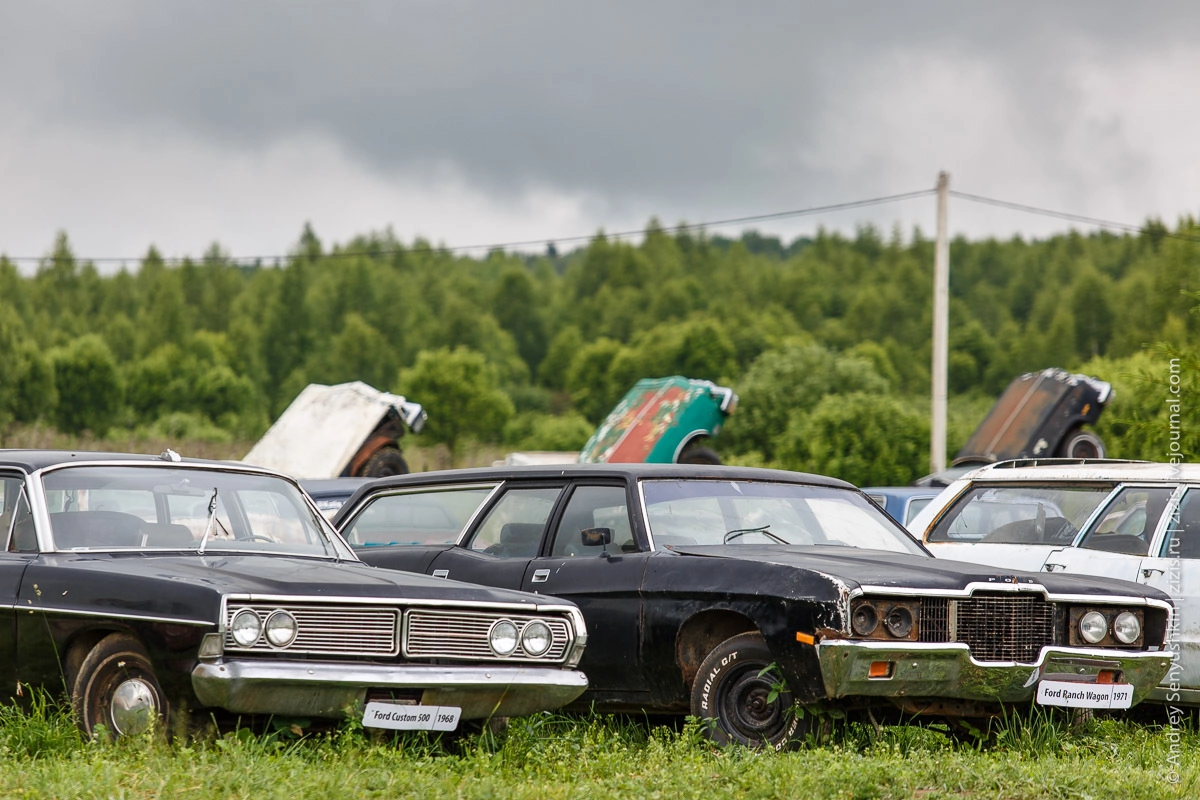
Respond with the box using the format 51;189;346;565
1;189;936;266
950;190;1200;243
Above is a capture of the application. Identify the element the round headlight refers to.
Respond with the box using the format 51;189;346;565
264;610;298;647
884;606;914;638
851;604;879;636
520;620;553;657
1112;611;1141;644
488;619;519;656
1079;610;1108;644
231;609;262;647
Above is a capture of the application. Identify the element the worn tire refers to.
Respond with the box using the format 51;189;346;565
678;444;722;465
1057;429;1105;459
690;632;804;750
363;448;410;477
71;633;167;739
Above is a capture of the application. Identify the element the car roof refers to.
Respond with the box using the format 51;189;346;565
861;486;942;498
952;459;1194;483
352;463;855;492
0;449;245;473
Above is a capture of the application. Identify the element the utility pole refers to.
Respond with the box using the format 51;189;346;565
931;172;950;474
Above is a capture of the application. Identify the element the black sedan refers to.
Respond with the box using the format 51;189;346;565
0;450;587;738
333;464;1175;749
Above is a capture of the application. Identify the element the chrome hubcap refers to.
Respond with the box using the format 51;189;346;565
110;678;158;736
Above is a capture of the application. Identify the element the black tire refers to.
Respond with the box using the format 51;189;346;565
678;444;722;465
362;448;410;477
71;633;167;739
1057;429;1105;459
690;632;804;750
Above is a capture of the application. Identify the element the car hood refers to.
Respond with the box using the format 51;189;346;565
23;553;570;623
668;545;1170;602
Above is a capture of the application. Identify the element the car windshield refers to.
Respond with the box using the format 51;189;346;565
926;483;1117;544
640;479;926;555
40;465;351;558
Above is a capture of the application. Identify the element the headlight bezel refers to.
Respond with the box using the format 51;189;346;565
1069;607;1145;648
230;608;263;647
520;620;553;657
488;619;519;657
264;609;298;648
849;599;919;641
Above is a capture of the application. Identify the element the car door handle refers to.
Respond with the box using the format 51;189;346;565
1043;563;1065;572
532;569;550;583
431;569;449;579
1142;567;1165;578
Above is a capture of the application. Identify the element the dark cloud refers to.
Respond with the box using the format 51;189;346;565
2;2;1199;260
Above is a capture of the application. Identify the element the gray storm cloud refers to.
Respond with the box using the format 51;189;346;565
2;2;1199;261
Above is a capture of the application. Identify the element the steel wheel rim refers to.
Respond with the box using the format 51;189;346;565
719;665;786;740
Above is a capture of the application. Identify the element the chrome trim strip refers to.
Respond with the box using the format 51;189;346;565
218;593;582;616
853;583;1174;611
6;604;210;627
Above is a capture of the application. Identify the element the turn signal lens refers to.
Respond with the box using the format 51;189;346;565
1079;610;1108;644
868;661;894;679
1112;611;1141;644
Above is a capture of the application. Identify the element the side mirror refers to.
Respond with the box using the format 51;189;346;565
581;527;613;548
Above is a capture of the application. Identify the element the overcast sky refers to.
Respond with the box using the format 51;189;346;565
2;2;1199;269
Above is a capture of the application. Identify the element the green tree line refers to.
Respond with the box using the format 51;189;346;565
2;216;1198;485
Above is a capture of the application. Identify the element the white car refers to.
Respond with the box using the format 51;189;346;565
907;459;1197;704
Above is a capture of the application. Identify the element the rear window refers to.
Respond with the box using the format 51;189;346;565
926;484;1116;544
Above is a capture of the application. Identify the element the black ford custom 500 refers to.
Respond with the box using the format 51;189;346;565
333;464;1174;749
0;451;587;737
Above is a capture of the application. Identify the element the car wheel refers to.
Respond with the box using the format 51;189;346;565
71;633;167;739
690;632;804;750
678;444;722;465
363;448;410;477
1057;429;1105;459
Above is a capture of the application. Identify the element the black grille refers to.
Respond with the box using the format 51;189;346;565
957;594;1054;663
919;598;951;643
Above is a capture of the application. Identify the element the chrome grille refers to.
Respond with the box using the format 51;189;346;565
224;603;399;656
956;594;1054;663
919;598;951;643
405;609;572;663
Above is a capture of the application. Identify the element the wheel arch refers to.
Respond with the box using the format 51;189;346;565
675;609;759;688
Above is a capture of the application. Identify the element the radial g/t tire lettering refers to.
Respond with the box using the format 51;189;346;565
690;631;804;750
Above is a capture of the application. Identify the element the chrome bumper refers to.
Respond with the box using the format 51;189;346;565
817;641;1173;705
192;659;589;719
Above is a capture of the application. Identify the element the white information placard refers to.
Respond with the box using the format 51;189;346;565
1035;680;1133;709
362;703;461;731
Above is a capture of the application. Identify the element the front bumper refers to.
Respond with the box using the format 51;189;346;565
817;640;1173;705
192;659;589;719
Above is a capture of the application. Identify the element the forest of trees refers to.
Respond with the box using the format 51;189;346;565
2;216;1198;486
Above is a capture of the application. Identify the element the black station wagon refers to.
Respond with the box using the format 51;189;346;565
333;464;1175;749
0;450;588;738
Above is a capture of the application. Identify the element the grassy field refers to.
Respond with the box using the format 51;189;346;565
1;698;1196;800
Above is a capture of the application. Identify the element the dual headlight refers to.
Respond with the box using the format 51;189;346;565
1078;609;1142;646
488;619;553;657
230;609;298;648
851;600;917;640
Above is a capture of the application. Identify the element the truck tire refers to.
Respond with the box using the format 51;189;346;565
690;632;804;750
678;444;722;465
363;448;410;477
1057;429;1105;459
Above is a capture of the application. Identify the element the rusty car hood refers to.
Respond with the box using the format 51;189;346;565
666;545;1170;601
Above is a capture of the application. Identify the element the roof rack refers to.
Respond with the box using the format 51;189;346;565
989;457;1152;470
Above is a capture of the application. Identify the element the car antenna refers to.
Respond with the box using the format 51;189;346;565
198;487;219;555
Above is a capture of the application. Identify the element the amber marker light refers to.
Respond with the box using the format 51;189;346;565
1096;670;1120;684
868;661;894;679
795;632;815;645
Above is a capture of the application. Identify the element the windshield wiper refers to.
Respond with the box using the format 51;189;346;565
723;525;789;545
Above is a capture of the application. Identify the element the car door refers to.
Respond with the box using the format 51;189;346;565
1041;485;1178;581
0;474;39;691
341;484;499;574
519;483;652;700
427;484;567;588
1137;486;1200;701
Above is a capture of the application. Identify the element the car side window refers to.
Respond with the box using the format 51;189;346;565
1079;487;1174;557
2;478;36;553
550;485;635;557
467;488;561;558
343;487;493;546
1162;490;1200;559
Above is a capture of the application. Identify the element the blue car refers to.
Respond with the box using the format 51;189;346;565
862;486;943;526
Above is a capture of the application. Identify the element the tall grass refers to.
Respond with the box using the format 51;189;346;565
0;700;1196;799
